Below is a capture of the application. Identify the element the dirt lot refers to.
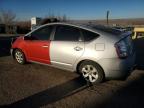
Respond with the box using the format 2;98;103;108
0;36;144;108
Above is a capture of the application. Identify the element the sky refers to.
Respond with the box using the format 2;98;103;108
0;0;144;21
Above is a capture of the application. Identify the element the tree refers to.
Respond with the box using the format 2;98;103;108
0;9;16;25
0;16;1;23
62;14;67;22
0;9;16;33
17;21;31;34
44;12;68;23
106;10;110;25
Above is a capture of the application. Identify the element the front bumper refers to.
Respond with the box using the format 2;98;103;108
10;48;13;55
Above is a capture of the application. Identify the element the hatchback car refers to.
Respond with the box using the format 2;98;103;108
11;23;135;84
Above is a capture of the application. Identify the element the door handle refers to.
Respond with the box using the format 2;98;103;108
42;45;49;48
74;46;83;51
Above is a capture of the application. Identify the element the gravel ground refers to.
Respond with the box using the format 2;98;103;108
0;36;144;108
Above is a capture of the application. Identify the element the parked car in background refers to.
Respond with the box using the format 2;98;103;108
113;26;127;32
132;27;144;39
11;23;136;84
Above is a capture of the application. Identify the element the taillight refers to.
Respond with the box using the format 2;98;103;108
115;40;128;59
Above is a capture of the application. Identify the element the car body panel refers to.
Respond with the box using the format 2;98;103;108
11;22;136;80
24;40;50;64
50;41;84;71
12;37;51;64
11;36;28;58
97;52;136;79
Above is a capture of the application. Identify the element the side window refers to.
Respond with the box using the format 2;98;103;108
31;26;53;40
54;25;81;41
81;29;99;41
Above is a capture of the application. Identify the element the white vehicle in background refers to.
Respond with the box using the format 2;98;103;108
132;27;144;39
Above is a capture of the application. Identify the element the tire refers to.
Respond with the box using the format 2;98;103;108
14;49;26;64
79;61;104;84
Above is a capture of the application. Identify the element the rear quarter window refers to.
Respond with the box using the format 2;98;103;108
81;29;99;41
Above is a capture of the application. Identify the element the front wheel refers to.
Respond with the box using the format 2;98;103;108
14;49;26;64
79;61;104;84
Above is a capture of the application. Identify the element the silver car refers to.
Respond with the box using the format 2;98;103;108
11;23;136;84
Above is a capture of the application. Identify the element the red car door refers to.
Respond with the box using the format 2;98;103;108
24;25;53;64
25;40;50;64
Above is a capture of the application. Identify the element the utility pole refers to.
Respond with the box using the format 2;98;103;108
106;10;110;25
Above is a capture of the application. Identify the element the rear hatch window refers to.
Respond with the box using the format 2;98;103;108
91;25;123;35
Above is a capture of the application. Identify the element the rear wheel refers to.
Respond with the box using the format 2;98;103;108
14;49;26;64
79;61;104;84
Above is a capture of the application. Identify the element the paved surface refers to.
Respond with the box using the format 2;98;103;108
0;36;144;108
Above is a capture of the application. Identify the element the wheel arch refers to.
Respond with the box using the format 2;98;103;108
12;48;27;60
76;59;105;77
12;48;17;59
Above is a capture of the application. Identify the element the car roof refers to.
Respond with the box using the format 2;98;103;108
46;22;123;35
27;22;124;36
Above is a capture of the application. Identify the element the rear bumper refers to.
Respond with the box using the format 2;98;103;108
98;52;136;79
